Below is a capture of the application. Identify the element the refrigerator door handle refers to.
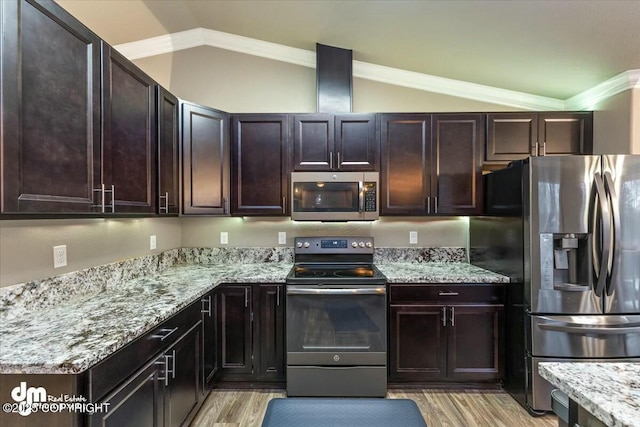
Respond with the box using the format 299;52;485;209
603;172;620;297
592;173;611;298
538;321;640;335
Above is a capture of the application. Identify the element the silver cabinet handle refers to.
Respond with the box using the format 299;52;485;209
244;287;249;308
337;151;341;169
438;291;459;296
160;192;169;213
426;197;431;214
223;197;228;214
277;286;280;306
533;142;540;156
542;142;547;156
450;306;455;326
282;196;286;213
93;184;106;213
201;295;212;316
434;196;438;214
151;327;178;341
329;151;334;169
105;185;115;213
441;306;446;326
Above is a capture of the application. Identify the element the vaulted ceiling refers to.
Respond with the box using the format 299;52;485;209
56;0;640;103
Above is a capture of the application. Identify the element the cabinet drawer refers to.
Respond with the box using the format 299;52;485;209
88;301;201;402
389;284;504;304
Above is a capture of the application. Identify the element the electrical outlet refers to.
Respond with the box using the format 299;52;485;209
53;245;67;268
409;231;418;245
278;232;287;245
150;235;157;250
220;232;228;245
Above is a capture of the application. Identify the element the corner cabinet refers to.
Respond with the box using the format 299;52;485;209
485;112;593;164
293;113;377;171
388;283;504;383
181;102;230;215
1;0;102;214
380;114;483;215
101;43;157;214
231;115;291;215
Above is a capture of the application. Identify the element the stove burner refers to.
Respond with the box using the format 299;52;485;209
293;264;376;279
294;266;327;278
333;267;374;278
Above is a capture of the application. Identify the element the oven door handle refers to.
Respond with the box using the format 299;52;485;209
286;286;386;295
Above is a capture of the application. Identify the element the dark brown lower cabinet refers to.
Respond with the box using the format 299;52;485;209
164;325;201;427
217;284;285;383
201;291;219;393
389;284;504;383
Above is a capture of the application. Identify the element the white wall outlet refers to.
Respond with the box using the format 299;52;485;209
150;235;157;250
278;232;287;245
409;231;418;245
53;245;67;268
220;231;229;245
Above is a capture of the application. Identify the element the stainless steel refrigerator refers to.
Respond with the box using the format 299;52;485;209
470;155;640;413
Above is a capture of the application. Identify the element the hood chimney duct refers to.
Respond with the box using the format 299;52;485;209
316;43;353;113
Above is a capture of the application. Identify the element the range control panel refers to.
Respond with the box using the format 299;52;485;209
294;236;374;254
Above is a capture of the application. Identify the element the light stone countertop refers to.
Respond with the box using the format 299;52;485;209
0;258;509;375
539;362;640;427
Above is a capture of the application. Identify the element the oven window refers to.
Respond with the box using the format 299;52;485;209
286;292;386;353
292;182;359;212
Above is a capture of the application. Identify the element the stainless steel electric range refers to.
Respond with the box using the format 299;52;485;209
285;236;387;397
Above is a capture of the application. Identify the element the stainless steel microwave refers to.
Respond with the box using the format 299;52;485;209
290;172;379;221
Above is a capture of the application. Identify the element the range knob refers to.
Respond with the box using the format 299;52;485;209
365;242;373;248
358;241;365;248
351;242;358;248
296;242;303;248
304;242;310;248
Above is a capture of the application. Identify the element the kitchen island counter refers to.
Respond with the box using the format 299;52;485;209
539;362;640;427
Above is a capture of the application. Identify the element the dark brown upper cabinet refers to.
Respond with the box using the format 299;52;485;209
380;114;483;215
101;43;157;214
293;113;377;171
182;102;230;215
485;112;593;164
231;114;291;216
156;86;180;215
1;0;102;214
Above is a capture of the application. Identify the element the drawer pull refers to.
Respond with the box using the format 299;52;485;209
151;327;178;341
438;291;459;296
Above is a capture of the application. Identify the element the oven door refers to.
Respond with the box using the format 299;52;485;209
286;284;387;366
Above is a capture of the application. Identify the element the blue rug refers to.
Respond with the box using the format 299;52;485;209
261;398;427;427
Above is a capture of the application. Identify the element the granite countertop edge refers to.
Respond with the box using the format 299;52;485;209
0;261;509;375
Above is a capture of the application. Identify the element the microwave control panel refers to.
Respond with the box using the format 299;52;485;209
364;182;377;212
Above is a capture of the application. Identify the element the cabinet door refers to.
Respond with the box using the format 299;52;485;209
157;86;180;215
447;304;503;381
182;102;230;215
380;114;432;215
335;114;378;171
293;114;333;170
201;292;218;393
389;305;447;381
485;113;537;162
89;359;163;427
1;0;101;213
538;112;593;156
102;43;156;214
255;284;285;382
165;323;201;427
431;114;483;215
231;114;291;215
218;285;253;376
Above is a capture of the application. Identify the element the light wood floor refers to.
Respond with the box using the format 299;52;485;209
191;388;558;427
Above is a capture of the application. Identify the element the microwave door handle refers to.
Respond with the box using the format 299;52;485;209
358;181;364;213
603;172;620;296
593;173;611;298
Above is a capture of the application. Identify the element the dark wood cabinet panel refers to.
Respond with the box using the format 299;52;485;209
380;114;431;215
182;102;230;215
294;113;377;171
218;285;253;376
293;114;333;170
431;114;483;215
157;86;180;215
255;284;285;382
486;112;593;163
1;0;102;213
201;292;219;393
389;305;447;381
102;43;156;214
447;305;503;381
231;114;291;215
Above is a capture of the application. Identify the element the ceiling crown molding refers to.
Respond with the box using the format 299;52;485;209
114;28;638;111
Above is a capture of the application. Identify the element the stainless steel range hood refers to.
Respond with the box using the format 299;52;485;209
316;43;353;113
